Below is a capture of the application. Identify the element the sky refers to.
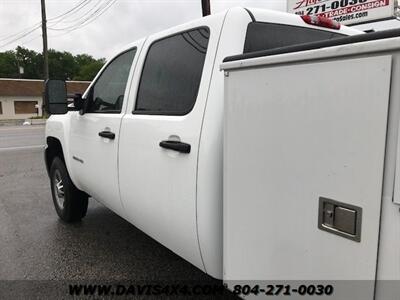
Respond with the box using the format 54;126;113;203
0;0;398;59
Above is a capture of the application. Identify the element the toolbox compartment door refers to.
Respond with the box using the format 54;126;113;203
223;55;392;299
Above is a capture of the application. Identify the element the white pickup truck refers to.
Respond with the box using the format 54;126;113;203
44;7;400;299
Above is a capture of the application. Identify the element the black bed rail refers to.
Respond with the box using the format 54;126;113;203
223;28;400;63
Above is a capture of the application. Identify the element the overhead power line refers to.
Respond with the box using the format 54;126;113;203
0;25;41;49
0;0;103;49
0;21;41;42
48;0;117;33
47;0;92;22
20;34;42;47
51;0;102;25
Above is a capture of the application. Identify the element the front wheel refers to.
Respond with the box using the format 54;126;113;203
50;157;88;222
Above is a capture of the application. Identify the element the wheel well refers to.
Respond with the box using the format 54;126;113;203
45;137;65;175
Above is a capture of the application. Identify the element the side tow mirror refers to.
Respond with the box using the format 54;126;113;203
44;79;68;115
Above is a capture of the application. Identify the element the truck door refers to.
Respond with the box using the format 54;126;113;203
69;44;141;216
118;25;216;271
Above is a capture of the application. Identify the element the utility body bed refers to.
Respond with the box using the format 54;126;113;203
222;28;400;300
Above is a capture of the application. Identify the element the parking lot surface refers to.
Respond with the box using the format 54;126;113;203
0;125;231;298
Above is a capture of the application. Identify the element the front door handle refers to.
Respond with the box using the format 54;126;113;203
98;131;115;140
159;140;191;154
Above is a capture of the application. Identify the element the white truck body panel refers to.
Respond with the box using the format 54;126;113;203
118;12;227;274
45;6;363;284
67;39;146;217
195;7;255;278
222;37;400;299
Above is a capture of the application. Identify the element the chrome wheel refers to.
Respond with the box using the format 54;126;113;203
53;169;65;209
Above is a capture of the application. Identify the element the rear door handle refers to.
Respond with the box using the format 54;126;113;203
159;140;191;154
98;131;115;140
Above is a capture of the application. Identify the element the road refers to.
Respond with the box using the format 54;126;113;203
0;125;45;150
0;125;233;299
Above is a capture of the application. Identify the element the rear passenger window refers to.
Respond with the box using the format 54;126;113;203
244;22;344;53
134;27;210;115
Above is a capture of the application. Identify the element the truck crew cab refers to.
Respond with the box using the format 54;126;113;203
44;7;360;290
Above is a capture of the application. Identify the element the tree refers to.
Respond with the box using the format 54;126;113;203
74;58;105;81
0;51;18;78
0;47;105;81
48;49;78;80
15;46;42;79
75;54;96;68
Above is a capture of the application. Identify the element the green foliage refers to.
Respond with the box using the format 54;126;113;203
0;51;18;78
48;49;78;80
15;46;43;79
0;47;105;81
74;55;105;81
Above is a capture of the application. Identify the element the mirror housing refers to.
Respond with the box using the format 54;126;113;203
44;79;68;115
73;93;84;111
66;93;84;111
79;88;93;115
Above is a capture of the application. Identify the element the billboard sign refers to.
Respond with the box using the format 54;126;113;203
287;0;395;25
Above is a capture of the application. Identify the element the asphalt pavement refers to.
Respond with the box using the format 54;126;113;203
0;125;233;299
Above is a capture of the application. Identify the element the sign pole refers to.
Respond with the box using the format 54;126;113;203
202;0;211;16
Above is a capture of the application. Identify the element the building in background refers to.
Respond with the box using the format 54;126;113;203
0;79;90;120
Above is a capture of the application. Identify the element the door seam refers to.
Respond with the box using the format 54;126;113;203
194;9;233;274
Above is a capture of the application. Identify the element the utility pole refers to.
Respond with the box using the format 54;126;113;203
41;0;49;80
201;0;211;16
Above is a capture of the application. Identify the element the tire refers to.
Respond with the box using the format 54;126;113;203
50;157;88;222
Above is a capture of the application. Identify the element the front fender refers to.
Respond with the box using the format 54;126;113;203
45;112;82;190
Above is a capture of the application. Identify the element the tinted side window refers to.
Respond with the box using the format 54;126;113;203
87;48;136;113
244;22;344;53
134;28;210;115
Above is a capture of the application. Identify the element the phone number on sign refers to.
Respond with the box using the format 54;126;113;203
232;284;334;296
293;0;389;16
